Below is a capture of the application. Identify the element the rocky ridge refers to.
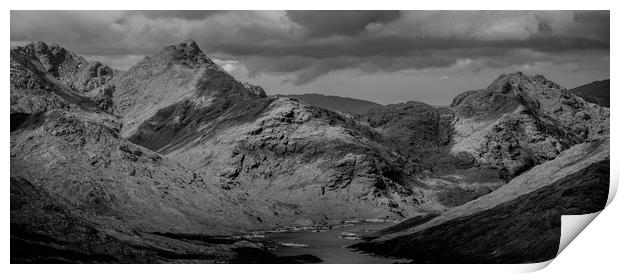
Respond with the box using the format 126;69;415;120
448;72;609;176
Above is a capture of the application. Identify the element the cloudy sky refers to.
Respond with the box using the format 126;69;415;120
10;10;609;105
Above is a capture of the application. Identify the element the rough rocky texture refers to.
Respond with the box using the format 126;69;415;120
12;42;116;94
568;79;610;108
449;72;609;177
10;41;118;133
161;97;439;224
352;139;610;263
280;93;383;115
364;101;507;207
108;39;266;139
10;108;283;234
365;101;453;169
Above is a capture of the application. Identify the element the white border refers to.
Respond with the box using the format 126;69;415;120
2;1;617;273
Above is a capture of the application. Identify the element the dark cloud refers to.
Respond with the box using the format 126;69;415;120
128;10;226;21
213;35;608;59
10;10;610;89
285;10;401;37
573;11;610;42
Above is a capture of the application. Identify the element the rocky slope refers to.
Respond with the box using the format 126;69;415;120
364;101;507;207
568;79;610;108
107;39;266;141
279;93;383;115
12;42;116;93
448;72;609;177
10;108;287;234
352;138;610;263
11;42;119;115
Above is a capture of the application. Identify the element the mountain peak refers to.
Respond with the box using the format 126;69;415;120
18;41;70;55
487;71;562;94
178;39;199;48
145;39;219;70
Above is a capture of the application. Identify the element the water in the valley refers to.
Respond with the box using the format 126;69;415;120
255;221;409;264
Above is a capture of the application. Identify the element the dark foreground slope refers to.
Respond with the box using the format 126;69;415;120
11;176;322;263
279;93;383;114
568;79;610;108
352;139;609;263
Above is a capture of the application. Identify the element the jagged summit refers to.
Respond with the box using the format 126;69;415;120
109;39;268;138
449;71;609;176
486;71;563;94
12;41;115;92
178;39;199;48
10;41;117;115
13;41;77;74
141;38;219;70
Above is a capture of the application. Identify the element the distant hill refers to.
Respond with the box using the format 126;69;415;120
568;79;609;107
278;93;382;114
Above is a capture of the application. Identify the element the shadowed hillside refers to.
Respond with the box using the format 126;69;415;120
568;79;609;108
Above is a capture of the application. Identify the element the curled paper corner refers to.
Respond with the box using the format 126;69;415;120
557;212;601;255
545;174;615;270
606;174;618;206
525;213;602;273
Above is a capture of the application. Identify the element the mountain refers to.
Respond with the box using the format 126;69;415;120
10;41;304;262
10;40;610;263
111;40;526;224
568;79;610;108
10;41;117;115
278;93;382;114
350;72;610;263
351;138;609;263
103;40;265;142
108;41;440;223
448;72;608;176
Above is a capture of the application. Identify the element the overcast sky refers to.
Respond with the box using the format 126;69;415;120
10;10;609;105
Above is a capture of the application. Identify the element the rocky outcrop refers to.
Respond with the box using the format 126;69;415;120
10;108;284;234
363;101;507;207
12;41;115;93
10;41;118;124
108;39;266;139
352;138;610;263
449;72;609;177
